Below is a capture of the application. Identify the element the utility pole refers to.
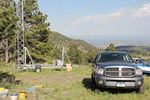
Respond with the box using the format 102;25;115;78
62;47;65;65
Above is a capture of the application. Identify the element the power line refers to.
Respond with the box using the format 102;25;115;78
58;0;72;34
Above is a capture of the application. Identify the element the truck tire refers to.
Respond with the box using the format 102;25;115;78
35;65;41;73
137;83;145;94
91;76;99;93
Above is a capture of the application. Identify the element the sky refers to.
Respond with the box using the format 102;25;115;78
38;0;150;47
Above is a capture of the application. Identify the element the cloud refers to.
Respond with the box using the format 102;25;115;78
72;3;150;26
72;12;124;26
131;3;150;18
80;12;123;23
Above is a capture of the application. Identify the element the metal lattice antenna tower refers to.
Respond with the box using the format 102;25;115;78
15;0;25;68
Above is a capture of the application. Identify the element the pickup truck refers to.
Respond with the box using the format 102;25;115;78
135;58;150;75
89;51;145;93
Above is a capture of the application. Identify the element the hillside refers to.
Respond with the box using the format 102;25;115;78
49;31;98;52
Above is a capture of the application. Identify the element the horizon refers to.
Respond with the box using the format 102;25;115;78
38;0;150;47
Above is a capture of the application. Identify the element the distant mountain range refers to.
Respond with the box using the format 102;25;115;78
116;46;150;53
85;40;150;48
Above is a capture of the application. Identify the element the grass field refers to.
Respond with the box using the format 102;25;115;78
1;64;150;100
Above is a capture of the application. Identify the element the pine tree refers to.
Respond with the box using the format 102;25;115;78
106;43;116;51
68;45;84;64
23;0;57;62
0;0;18;63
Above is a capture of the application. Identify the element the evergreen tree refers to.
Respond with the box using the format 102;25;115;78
23;0;57;62
68;45;83;64
106;43;116;51
86;49;97;61
0;0;17;63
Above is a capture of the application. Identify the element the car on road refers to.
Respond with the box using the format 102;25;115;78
89;51;145;93
135;58;150;75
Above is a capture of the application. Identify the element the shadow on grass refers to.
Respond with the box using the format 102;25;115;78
0;71;15;88
82;78;92;90
82;78;136;94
